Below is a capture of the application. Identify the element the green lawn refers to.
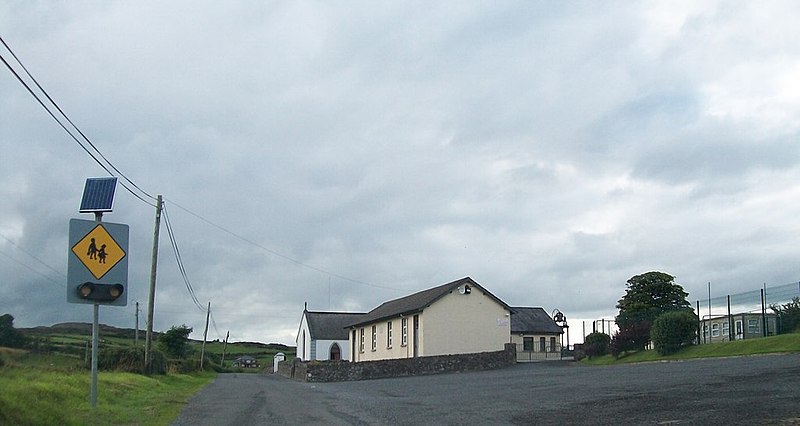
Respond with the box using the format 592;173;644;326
0;348;215;426
583;332;800;365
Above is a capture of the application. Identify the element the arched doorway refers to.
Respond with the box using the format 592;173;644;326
329;343;341;360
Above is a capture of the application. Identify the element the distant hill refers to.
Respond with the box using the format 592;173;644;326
19;323;294;351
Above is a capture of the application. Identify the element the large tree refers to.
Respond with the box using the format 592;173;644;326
614;271;693;352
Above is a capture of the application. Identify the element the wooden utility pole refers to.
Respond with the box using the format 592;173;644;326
200;302;210;370
135;301;139;347
220;331;229;368
144;195;162;373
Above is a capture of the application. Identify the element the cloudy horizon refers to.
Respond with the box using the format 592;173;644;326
3;1;800;345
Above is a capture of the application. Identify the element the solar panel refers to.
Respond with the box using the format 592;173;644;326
79;177;118;212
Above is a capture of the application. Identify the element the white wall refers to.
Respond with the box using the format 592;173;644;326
295;313;311;361
423;289;510;356
349;287;509;362
314;339;351;361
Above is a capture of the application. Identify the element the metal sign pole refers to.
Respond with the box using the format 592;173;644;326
68;177;128;409
90;211;101;408
91;303;99;407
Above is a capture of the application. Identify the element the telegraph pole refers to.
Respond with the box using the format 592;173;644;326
135;301;139;347
144;195;162;373
220;331;229;368
200;302;210;370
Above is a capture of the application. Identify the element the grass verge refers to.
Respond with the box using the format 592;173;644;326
582;332;800;365
0;349;216;425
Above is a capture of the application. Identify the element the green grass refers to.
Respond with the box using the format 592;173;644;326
0;349;215;425
582;332;800;365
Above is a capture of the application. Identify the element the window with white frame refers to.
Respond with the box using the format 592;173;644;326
359;328;365;353
748;319;759;334
711;323;720;337
401;318;408;346
387;321;393;348
371;325;377;351
722;321;730;338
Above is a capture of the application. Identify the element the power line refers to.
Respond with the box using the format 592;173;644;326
0;36;155;207
0;232;65;279
2;35;401;296
163;204;205;312
0;248;62;285
164;197;406;292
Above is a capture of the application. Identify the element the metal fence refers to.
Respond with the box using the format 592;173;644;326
514;343;566;362
694;281;800;343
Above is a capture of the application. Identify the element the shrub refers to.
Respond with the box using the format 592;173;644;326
583;332;611;358
0;314;26;348
651;310;698;356
96;347;167;374
609;322;651;358
772;297;800;334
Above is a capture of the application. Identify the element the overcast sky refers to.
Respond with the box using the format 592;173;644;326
2;1;800;345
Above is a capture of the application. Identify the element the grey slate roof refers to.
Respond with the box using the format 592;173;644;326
346;277;511;328
305;311;366;340
510;307;564;335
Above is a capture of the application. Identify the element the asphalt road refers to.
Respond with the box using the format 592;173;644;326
173;353;800;425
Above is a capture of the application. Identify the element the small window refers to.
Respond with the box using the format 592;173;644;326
711;323;720;338
401;318;408;346
387;321;393;348
371;325;377;351
359;328;365;353
722;321;730;337
748;319;759;334
523;337;534;351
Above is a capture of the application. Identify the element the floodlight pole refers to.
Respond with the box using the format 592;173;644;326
144;195;163;373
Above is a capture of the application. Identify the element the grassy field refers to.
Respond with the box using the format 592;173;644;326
0;348;215;425
22;323;295;372
582;332;800;365
1;323;297;424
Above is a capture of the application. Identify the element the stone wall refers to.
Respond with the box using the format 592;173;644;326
277;343;516;382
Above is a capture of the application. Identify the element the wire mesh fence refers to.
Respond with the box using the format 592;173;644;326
694;281;800;343
694;281;800;320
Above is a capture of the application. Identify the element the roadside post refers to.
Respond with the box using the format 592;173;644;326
66;177;129;407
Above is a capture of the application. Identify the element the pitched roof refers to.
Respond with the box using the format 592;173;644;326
510;307;564;335
305;311;366;340
347;277;511;328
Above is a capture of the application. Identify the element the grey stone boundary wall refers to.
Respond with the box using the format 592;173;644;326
277;343;516;382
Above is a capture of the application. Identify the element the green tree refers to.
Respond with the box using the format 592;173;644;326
772;297;800;334
583;332;611;358
614;271;693;351
157;325;193;359
651;310;698;355
0;314;26;348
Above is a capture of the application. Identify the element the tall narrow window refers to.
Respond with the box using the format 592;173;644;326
387;321;393;348
401;318;408;346
359;328;365;353
371;325;377;351
711;323;720;338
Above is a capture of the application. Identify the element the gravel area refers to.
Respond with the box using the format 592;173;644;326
174;352;800;425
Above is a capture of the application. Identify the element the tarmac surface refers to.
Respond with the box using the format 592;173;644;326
174;352;800;425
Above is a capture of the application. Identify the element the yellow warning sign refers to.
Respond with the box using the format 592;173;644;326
71;224;126;280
